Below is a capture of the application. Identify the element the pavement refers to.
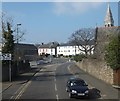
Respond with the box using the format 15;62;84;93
112;85;120;90
1;67;40;94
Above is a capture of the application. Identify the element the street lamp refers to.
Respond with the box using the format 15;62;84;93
49;42;54;62
17;23;21;43
16;23;21;75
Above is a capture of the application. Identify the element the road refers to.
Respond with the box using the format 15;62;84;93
2;58;120;100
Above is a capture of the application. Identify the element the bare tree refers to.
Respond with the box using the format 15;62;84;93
1;12;25;44
14;27;26;43
1;12;15;62
69;28;95;56
1;12;26;61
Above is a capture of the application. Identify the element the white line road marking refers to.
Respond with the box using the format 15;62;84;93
54;78;56;82
14;80;31;100
101;94;106;97
54;71;59;100
10;96;14;99
55;83;57;91
10;83;26;99
14;85;24;95
56;94;59;101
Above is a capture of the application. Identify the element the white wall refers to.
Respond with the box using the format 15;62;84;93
57;46;82;56
38;45;94;56
57;45;94;56
38;48;55;55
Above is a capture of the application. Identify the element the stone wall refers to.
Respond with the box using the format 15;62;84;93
76;26;120;85
76;59;113;84
94;26;120;61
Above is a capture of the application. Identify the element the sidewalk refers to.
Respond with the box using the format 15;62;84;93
112;85;120;89
1;67;40;93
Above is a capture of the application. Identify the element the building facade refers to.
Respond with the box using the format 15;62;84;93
94;3;120;60
38;42;59;56
14;43;38;61
57;43;94;57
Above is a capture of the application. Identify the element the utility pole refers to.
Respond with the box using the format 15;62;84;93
16;23;21;75
49;42;54;62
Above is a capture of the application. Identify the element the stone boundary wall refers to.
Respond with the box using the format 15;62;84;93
76;59;113;84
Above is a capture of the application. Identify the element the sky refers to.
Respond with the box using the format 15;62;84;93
2;2;118;44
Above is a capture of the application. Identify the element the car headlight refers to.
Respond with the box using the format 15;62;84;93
72;90;77;93
85;90;89;94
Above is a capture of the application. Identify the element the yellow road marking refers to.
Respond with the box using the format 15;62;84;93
14;80;31;100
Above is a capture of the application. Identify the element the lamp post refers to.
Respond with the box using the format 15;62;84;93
49;42;53;62
16;23;21;43
16;23;21;75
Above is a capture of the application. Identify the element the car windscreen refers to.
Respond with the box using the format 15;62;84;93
72;80;87;86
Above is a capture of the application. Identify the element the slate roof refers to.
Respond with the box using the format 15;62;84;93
38;42;59;48
15;43;37;50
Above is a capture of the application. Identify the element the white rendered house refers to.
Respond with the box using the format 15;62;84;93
57;43;94;57
38;47;55;56
38;42;59;56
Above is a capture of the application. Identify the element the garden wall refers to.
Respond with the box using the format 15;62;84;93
76;59;113;84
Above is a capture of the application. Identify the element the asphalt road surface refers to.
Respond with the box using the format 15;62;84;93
2;58;120;100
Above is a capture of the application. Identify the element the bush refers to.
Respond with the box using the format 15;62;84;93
105;36;120;70
73;54;86;62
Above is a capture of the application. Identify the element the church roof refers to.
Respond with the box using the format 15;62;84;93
104;3;114;27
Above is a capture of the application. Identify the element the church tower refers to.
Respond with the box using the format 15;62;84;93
104;3;114;27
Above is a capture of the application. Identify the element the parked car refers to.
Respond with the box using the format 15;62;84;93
37;59;50;65
66;77;89;98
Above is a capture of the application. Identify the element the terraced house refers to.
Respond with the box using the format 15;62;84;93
57;41;94;57
38;42;59;57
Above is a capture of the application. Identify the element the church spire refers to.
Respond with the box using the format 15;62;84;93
104;3;114;27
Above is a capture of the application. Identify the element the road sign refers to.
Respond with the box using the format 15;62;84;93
0;54;11;60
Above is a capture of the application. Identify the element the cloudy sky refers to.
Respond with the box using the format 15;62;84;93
2;2;118;44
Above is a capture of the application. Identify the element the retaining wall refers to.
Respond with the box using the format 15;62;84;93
76;59;113;84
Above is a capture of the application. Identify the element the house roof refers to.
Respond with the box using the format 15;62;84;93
38;42;59;48
59;43;74;46
15;43;37;50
